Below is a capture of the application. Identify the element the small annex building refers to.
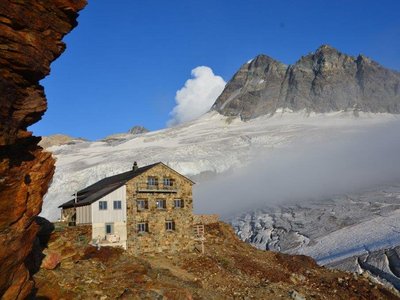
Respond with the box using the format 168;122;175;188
59;162;197;255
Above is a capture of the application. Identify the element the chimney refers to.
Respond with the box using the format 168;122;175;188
132;161;138;171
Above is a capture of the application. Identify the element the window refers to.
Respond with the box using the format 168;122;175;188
163;177;173;187
156;199;166;209
137;199;148;210
99;201;107;210
113;200;122;210
137;222;149;233
105;223;114;234
165;220;175;231
174;199;184;208
147;176;158;187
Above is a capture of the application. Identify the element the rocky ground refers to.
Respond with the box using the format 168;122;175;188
32;221;399;299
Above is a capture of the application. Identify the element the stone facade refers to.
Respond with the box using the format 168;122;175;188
125;164;195;255
194;214;220;225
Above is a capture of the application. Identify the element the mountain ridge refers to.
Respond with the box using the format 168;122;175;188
212;45;400;119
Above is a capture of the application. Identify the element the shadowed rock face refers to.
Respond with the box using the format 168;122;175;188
0;1;86;298
213;45;400;119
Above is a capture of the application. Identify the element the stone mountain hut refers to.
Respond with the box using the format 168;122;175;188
59;162;209;255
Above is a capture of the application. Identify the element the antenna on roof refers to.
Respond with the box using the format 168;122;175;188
74;192;78;204
132;161;138;171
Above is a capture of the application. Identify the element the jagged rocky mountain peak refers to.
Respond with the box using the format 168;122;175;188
128;125;149;135
248;53;286;68
213;45;400;119
315;44;341;55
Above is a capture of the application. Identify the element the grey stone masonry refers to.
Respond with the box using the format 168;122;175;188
125;163;195;255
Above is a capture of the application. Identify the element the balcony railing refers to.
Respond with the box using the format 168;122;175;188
136;182;178;193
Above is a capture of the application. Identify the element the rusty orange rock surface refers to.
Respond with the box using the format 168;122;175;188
41;251;62;270
0;1;86;298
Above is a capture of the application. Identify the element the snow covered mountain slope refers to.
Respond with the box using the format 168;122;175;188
42;110;399;220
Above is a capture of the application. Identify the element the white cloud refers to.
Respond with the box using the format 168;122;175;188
168;66;226;126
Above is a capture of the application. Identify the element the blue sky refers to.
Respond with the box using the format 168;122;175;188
30;0;400;140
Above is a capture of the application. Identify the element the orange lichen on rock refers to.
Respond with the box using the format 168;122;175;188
0;1;86;299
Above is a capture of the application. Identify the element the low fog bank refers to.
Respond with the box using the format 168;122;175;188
194;120;400;218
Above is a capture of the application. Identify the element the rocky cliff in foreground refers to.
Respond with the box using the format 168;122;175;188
33;222;399;299
0;1;86;298
212;45;400;119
